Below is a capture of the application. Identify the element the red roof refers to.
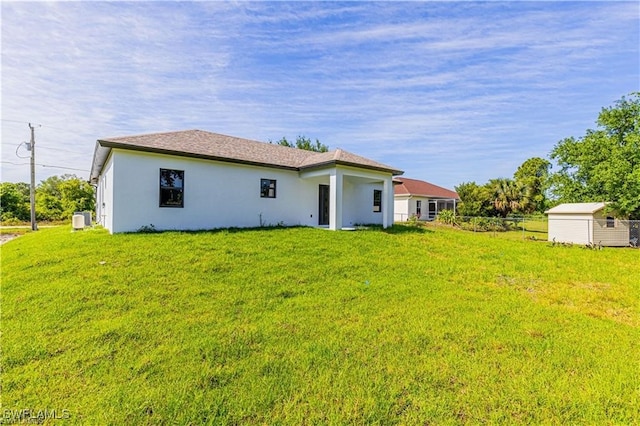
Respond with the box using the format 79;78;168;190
394;177;459;199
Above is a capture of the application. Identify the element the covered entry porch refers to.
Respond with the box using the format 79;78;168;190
300;166;395;230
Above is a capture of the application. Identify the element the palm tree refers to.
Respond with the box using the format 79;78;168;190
516;182;536;215
489;178;523;217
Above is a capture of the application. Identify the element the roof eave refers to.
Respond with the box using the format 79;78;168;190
299;159;403;175
410;194;460;199
96;140;300;173
545;202;609;215
89;141;112;184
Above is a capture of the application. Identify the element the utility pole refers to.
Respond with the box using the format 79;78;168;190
28;123;38;231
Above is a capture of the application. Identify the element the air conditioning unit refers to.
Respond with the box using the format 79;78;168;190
72;214;85;230
74;211;92;226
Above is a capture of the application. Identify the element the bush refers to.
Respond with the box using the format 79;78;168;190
436;210;456;225
136;224;158;233
0;182;30;222
459;216;512;232
0;216;26;226
406;214;421;227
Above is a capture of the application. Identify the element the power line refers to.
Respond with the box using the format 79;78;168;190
15;142;30;159
0;119;34;125
3;141;88;155
38;124;73;132
1;161;89;172
36;145;88;154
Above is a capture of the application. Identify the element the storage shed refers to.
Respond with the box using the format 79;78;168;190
545;202;630;247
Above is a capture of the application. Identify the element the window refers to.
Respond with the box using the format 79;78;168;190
260;179;276;198
373;189;382;212
159;169;184;208
416;200;422;217
606;216;615;228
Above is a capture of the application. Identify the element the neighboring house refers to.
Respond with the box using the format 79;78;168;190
89;130;403;233
393;177;459;221
545;202;631;246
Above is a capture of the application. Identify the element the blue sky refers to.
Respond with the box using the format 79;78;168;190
2;1;638;190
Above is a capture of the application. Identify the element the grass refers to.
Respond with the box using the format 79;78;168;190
430;216;549;242
1;225;638;424
0;227;33;236
0;225;64;237
0;219;69;228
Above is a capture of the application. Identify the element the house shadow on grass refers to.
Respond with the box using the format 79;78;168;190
356;224;434;234
131;224;310;235
131;224;432;235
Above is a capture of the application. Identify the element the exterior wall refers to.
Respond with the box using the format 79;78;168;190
549;211;630;246
393;195;457;222
413;197;428;220
548;213;593;244
592;211;630;247
100;150;389;233
343;180;384;226
394;196;410;222
107;150;317;233
96;153;114;232
394;196;427;222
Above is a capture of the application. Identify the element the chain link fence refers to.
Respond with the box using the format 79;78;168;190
398;215;547;240
452;216;548;241
398;214;640;247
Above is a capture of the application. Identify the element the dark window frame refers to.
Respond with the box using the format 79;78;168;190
260;179;277;198
606;216;615;228
373;189;382;213
159;168;184;208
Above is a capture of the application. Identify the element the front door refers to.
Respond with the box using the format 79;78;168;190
318;184;330;225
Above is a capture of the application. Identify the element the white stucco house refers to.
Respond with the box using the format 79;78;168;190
545;202;631;246
393;177;459;222
89;130;403;233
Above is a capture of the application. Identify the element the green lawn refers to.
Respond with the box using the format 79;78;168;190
1;225;638;424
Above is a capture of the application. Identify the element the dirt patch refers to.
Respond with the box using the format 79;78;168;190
0;234;21;245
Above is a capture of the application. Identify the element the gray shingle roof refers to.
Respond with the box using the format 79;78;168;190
90;130;403;182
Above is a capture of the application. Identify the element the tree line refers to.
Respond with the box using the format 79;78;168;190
455;157;551;218
0;174;94;223
272;135;329;152
455;92;639;220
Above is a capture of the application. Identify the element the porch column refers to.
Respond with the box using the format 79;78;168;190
329;170;343;230
382;176;393;228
